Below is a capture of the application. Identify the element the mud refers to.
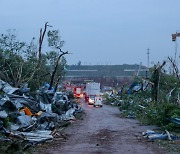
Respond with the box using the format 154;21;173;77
33;101;167;154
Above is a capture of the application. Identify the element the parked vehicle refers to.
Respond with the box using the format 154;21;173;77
94;96;103;107
85;82;101;105
84;93;89;102
74;86;83;98
88;95;96;105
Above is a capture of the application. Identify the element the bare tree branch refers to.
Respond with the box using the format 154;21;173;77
168;56;179;78
49;49;69;90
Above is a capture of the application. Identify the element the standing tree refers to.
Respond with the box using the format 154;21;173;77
0;23;49;89
0;29;26;87
77;60;81;66
0;23;69;91
47;30;69;91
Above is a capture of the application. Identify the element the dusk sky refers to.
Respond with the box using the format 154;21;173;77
1;0;180;66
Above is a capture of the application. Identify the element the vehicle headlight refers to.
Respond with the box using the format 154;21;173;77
89;99;93;103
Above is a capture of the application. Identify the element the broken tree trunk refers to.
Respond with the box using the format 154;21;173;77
26;22;49;83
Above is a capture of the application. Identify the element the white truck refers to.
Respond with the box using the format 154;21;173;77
85;82;102;107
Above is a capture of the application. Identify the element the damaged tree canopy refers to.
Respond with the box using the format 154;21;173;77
105;61;180;131
0;22;48;88
47;30;69;91
0;23;68;91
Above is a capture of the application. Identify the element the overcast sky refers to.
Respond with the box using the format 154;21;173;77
1;0;180;66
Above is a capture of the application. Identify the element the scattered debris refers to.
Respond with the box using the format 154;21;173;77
142;130;180;141
0;80;82;152
169;118;180;125
0;110;8;119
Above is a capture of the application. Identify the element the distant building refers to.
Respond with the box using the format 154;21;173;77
65;65;148;87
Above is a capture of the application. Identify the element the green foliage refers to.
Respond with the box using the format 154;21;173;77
0;29;26;55
47;30;64;49
143;102;180;131
3;117;11;128
158;74;180;103
0;29;67;91
46;51;59;65
105;73;180;131
47;30;67;90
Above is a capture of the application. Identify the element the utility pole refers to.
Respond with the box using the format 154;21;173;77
147;48;150;68
146;48;150;79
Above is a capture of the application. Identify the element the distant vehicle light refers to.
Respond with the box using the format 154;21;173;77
88;98;95;104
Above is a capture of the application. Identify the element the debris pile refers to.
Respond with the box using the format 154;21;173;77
0;80;82;152
143;130;180;141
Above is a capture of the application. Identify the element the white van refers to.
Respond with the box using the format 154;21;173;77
94;96;103;107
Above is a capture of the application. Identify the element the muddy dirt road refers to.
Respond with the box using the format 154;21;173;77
33;101;166;154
